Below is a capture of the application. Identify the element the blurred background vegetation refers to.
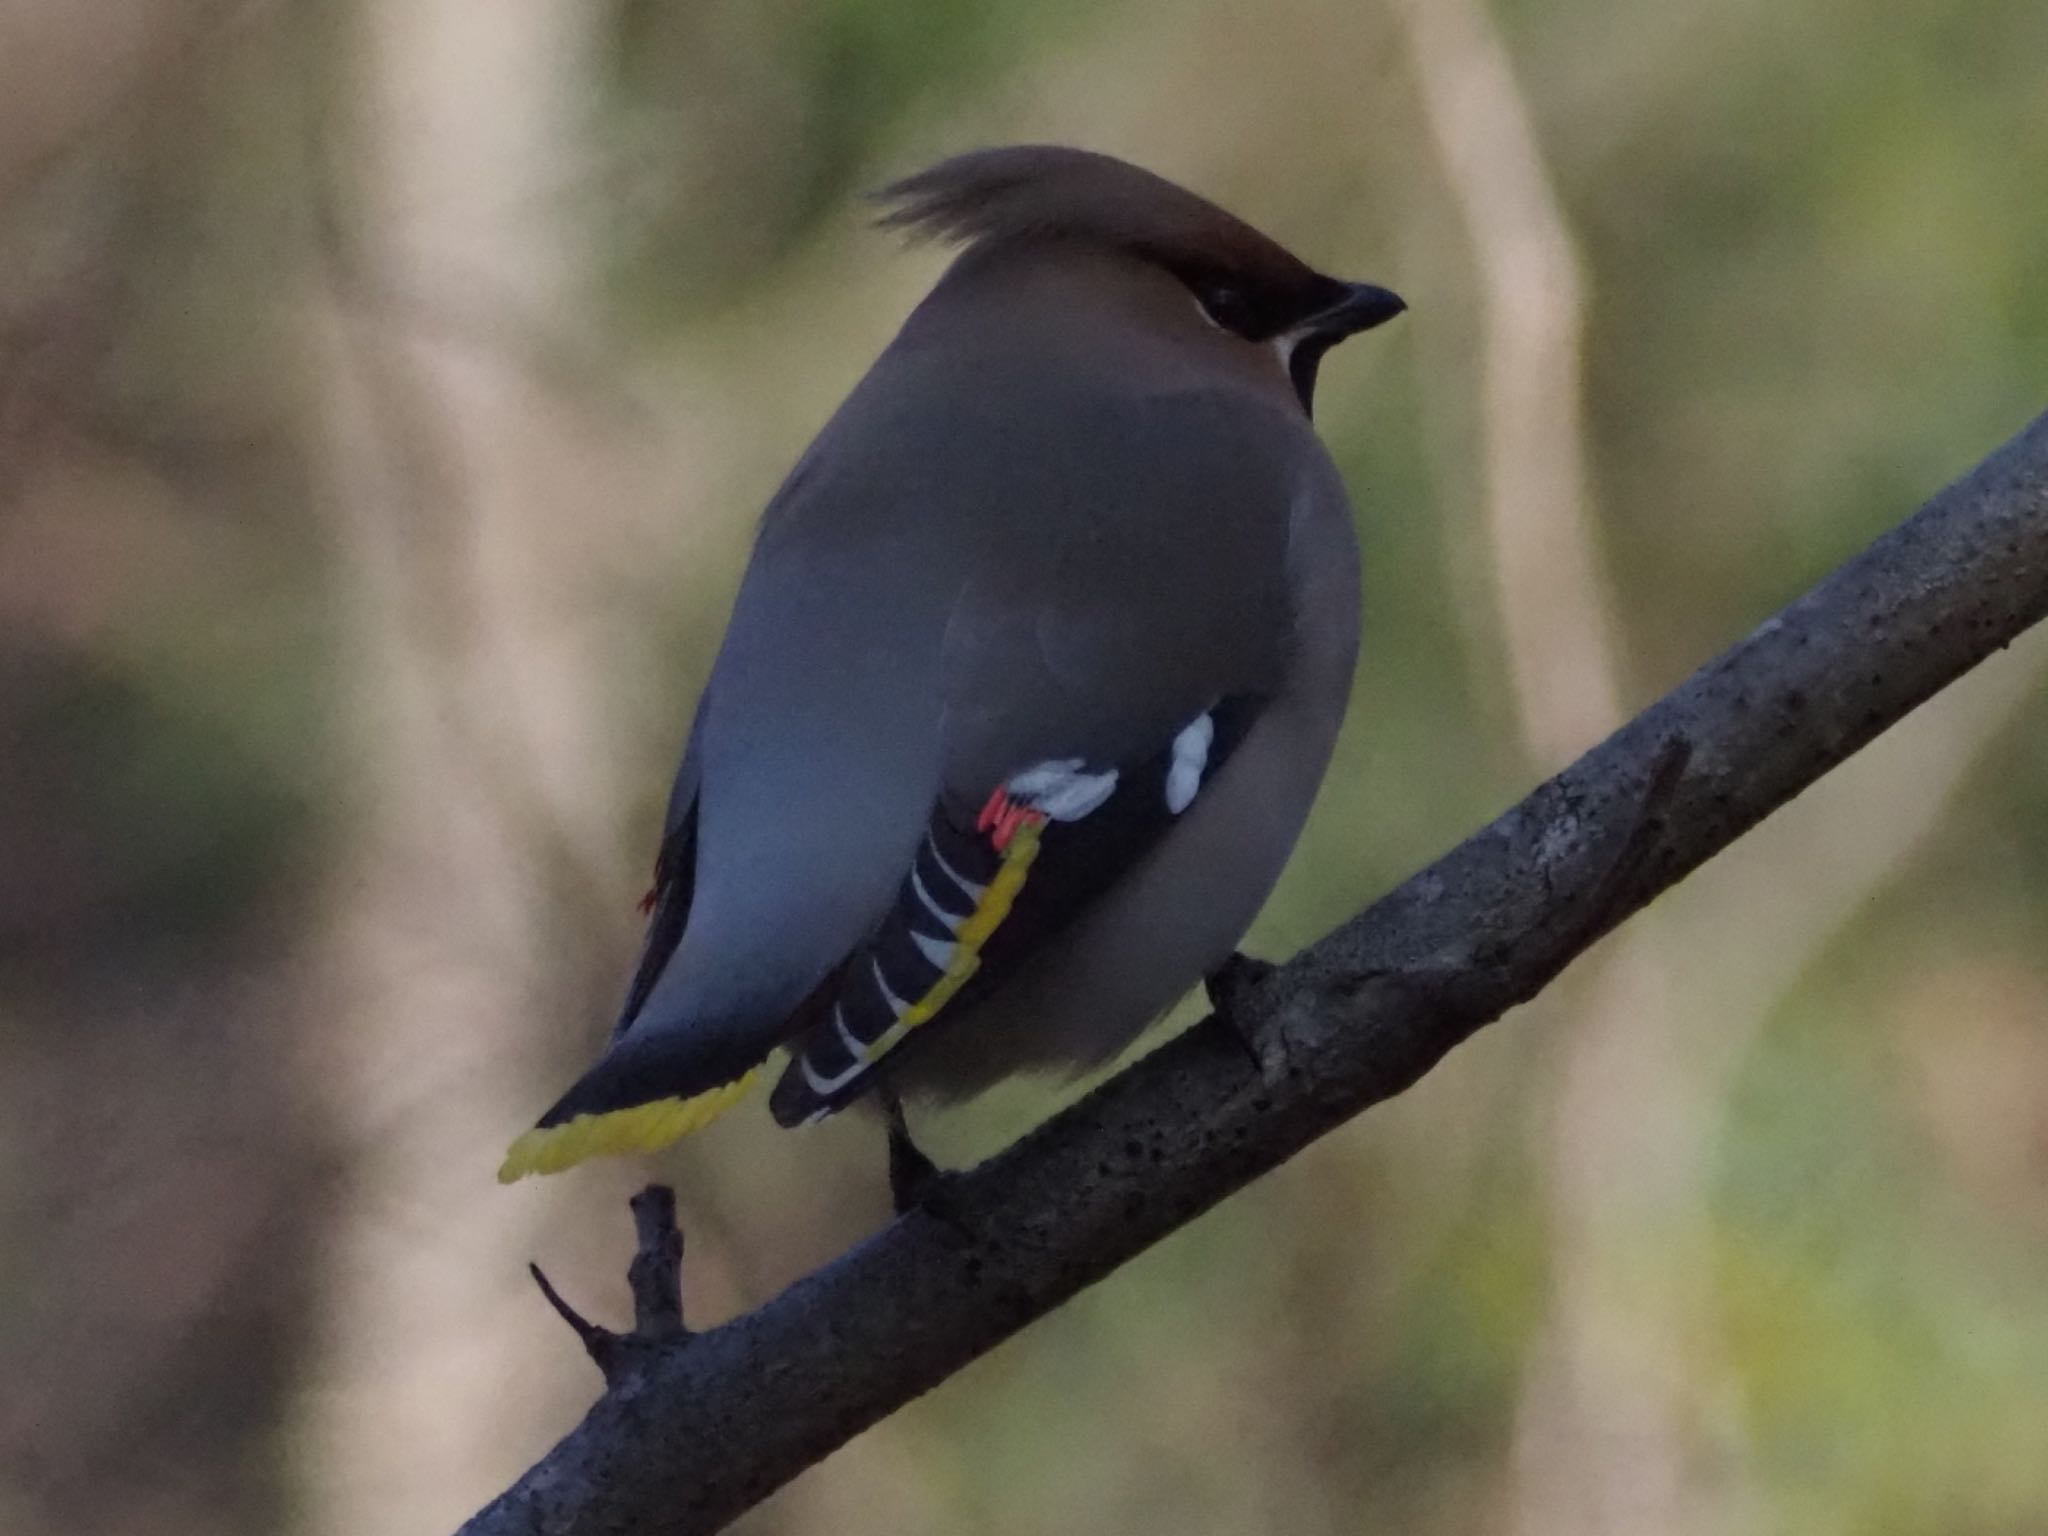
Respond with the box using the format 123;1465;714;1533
3;0;2045;1533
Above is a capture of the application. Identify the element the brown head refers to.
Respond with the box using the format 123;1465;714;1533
877;144;1404;412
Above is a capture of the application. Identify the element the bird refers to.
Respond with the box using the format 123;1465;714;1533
497;144;1404;1189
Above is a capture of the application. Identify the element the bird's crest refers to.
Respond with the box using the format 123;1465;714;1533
874;145;1322;295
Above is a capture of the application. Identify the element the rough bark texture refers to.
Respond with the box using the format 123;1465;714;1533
458;408;2048;1536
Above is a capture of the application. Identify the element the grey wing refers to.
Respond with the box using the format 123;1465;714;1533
564;420;974;1130
627;516;955;1047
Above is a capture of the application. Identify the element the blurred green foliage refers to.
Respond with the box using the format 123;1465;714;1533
599;0;1099;318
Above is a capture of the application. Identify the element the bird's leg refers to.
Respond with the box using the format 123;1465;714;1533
1204;950;1279;1072
879;1081;946;1217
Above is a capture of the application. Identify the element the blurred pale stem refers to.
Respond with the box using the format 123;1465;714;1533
294;1;637;1532
1399;0;1737;1528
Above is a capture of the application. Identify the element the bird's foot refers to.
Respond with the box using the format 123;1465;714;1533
881;1086;974;1243
1205;950;1276;1015
885;1104;943;1215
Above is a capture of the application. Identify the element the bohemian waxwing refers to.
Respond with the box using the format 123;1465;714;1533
499;144;1404;1182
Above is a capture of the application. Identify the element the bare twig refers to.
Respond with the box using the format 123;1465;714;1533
528;1186;690;1383
455;409;2048;1536
626;1187;687;1341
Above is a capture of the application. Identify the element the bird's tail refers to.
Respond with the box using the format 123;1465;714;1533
496;1049;776;1183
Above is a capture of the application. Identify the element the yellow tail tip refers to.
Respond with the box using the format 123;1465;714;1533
496;1066;764;1182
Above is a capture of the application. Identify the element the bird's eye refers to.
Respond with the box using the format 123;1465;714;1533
1194;280;1255;335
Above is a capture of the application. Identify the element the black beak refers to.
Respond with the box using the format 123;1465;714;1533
1289;282;1406;415
1318;281;1407;337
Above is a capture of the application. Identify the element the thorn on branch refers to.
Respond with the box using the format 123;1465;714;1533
528;1262;623;1376
528;1184;692;1385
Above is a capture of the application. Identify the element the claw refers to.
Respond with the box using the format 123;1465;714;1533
879;1085;974;1244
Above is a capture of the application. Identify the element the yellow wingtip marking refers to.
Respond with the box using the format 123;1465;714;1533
497;1064;765;1183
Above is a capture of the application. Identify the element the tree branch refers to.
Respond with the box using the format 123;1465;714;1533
457;407;2048;1536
